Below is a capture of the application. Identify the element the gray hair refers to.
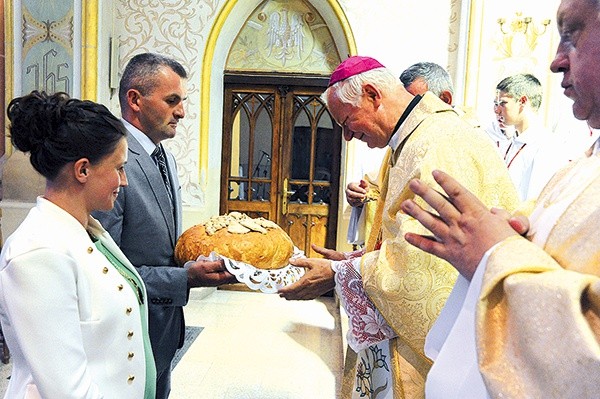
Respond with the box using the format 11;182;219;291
399;62;454;97
321;67;398;107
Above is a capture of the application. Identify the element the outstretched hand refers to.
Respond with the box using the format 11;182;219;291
400;170;519;280
278;252;335;300
311;244;346;261
490;206;531;235
187;258;238;288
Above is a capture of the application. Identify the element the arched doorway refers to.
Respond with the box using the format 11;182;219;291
218;0;344;257
199;0;356;249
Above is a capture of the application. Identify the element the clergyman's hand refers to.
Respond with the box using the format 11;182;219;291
400;170;518;280
278;257;335;300
346;180;369;207
311;244;346;261
187;258;238;288
490;207;530;236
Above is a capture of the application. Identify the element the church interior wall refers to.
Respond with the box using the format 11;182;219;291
0;0;579;251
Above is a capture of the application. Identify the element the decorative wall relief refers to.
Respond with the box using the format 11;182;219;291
21;0;74;95
496;12;551;58
490;9;555;90
447;0;462;88
115;0;220;207
226;0;339;73
263;9;308;67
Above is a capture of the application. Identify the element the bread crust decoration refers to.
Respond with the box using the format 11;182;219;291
175;212;295;270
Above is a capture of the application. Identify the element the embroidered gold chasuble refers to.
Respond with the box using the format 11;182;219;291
477;153;600;398
360;148;392;248
351;93;519;398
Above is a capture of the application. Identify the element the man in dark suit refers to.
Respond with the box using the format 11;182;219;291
93;53;236;398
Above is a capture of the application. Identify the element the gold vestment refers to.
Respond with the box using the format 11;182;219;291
347;93;520;398
478;152;600;398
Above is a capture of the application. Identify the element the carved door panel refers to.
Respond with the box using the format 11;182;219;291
221;79;340;258
280;88;341;257
221;85;280;221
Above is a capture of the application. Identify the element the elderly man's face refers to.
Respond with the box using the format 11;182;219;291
551;0;600;128
327;90;390;149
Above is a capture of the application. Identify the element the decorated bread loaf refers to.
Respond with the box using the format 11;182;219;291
174;212;295;270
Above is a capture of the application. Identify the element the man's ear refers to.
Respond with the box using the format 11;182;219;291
363;83;382;106
519;95;528;106
127;89;142;112
439;90;453;106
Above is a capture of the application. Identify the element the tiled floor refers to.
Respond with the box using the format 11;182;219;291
0;288;345;398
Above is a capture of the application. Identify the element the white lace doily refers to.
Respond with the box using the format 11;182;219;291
197;248;306;294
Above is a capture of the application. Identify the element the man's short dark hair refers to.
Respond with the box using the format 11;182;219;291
119;53;188;111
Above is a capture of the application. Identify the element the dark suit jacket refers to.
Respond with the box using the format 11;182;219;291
93;130;188;374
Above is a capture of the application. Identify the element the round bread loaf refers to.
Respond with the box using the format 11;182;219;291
174;213;295;270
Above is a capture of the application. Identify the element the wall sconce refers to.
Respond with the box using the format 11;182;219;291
496;12;551;56
498;12;551;36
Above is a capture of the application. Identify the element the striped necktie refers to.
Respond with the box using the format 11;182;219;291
151;145;173;205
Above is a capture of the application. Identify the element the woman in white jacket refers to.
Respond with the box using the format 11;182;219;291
0;91;156;398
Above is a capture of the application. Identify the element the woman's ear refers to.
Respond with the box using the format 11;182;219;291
74;158;90;182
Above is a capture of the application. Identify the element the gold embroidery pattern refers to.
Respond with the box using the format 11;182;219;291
361;94;520;397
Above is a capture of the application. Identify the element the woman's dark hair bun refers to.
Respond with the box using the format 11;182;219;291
7;91;70;154
6;90;126;181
